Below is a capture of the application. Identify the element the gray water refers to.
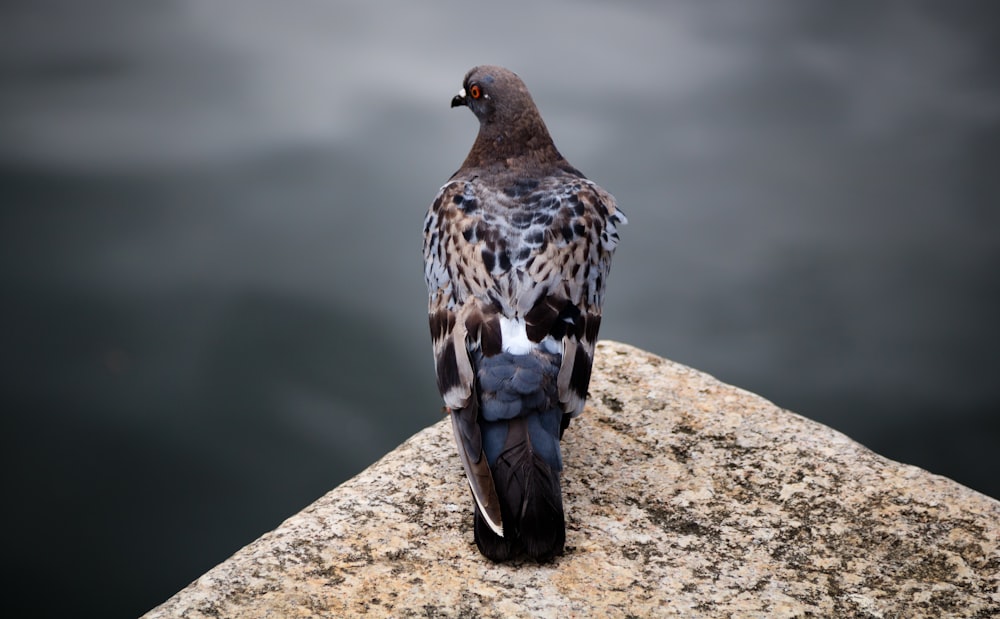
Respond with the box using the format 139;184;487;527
2;2;998;616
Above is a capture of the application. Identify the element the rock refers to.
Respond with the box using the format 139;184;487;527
142;341;1000;618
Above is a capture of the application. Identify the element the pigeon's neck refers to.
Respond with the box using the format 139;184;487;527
461;112;565;172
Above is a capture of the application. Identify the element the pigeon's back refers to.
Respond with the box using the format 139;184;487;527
423;66;626;561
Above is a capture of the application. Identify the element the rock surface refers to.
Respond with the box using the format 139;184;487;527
143;341;1000;618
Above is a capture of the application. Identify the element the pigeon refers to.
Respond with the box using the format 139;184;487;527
422;65;626;561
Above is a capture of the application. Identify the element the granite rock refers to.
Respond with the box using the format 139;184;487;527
143;341;1000;618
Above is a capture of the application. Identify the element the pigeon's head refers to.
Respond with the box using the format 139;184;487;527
450;65;560;166
451;65;536;125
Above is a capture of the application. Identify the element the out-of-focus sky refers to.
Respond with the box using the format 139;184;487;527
2;1;998;617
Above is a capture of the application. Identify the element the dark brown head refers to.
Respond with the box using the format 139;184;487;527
451;65;563;170
451;66;537;125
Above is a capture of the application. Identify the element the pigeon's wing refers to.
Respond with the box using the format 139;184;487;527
423;181;496;406
423;180;504;536
514;177;628;418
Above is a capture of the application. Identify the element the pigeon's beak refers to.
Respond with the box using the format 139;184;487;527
451;87;467;108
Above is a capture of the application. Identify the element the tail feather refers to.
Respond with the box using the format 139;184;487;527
485;416;566;561
473;502;514;561
465;350;568;561
450;405;504;538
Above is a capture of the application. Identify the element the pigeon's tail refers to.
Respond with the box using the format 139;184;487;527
492;416;565;560
473;351;567;562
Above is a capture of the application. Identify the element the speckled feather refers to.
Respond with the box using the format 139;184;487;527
424;176;624;414
423;66;625;561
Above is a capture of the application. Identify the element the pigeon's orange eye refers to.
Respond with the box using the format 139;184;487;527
469;84;482;99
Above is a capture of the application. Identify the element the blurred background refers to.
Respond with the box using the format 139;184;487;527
2;1;998;616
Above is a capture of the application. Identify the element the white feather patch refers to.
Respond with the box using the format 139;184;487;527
499;316;533;355
498;316;561;356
